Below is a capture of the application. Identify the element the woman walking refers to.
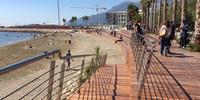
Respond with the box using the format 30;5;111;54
159;21;171;56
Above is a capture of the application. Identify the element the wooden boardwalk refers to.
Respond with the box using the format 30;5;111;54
69;31;200;100
69;64;134;100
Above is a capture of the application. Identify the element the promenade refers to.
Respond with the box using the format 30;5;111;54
69;30;200;100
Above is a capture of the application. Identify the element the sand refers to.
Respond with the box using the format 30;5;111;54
0;31;125;99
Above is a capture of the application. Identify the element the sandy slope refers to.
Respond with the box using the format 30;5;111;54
0;31;125;99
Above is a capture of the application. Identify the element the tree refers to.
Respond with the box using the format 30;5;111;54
151;0;155;30
62;18;66;26
71;16;77;27
141;0;147;26
163;0;167;23
181;0;187;27
172;0;177;22
194;0;200;41
127;4;139;24
82;16;89;26
158;0;163;27
154;0;158;29
145;0;152;30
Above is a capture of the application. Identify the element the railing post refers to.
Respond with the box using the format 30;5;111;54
104;54;107;65
78;59;85;94
47;60;56;100
80;58;85;81
57;63;66;100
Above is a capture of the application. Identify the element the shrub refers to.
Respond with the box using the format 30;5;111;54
187;43;200;52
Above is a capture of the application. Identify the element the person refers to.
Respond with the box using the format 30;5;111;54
115;35;123;44
167;21;176;54
135;23;145;44
180;20;189;48
66;50;73;70
159;21;171;56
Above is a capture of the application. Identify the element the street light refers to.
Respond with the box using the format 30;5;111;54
57;0;61;31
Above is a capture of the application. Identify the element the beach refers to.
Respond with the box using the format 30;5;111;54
0;30;125;99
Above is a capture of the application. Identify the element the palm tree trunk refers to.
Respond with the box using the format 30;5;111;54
163;0;167;23
181;0;187;27
144;8;147;27
154;0;158;30
147;7;150;30
142;8;146;26
194;0;200;42
158;0;163;27
172;0;177;22
151;0;155;30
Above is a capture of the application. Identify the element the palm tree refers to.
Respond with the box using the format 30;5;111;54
71;16;77;27
158;0;163;27
194;0;200;42
163;0;167;23
127;4;139;25
141;0;147;26
181;0;187;27
82;16;89;26
172;0;177;22
151;0;155;30
62;18;66;26
154;0;158;30
145;0;152;30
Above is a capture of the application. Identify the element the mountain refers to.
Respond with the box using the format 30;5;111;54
67;1;140;26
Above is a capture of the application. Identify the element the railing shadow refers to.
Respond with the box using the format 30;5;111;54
71;65;118;100
131;32;192;100
138;54;192;100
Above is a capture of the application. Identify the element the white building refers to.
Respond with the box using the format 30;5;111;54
106;11;128;27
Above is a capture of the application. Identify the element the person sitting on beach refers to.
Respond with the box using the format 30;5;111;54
115;35;123;44
66;50;73;70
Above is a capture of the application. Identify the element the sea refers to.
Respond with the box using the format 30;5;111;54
0;32;37;46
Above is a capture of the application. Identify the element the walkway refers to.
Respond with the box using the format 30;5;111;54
69;30;136;100
148;34;200;99
70;30;200;100
69;64;133;100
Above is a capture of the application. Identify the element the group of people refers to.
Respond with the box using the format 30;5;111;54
159;20;189;56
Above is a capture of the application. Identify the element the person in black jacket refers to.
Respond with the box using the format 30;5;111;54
180;20;189;48
167;21;176;53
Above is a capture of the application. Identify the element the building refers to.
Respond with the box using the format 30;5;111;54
106;11;128;27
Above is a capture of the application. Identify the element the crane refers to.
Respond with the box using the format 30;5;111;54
71;5;107;27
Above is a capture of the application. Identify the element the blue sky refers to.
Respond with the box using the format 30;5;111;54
0;0;139;26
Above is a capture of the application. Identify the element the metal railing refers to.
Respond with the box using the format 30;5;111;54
131;32;192;99
130;32;156;97
0;49;107;100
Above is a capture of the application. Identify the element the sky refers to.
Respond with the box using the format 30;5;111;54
0;0;139;26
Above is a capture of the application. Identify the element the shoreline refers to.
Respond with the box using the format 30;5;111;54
0;31;73;67
0;32;39;48
0;28;72;33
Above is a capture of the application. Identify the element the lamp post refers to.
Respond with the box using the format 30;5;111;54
57;0;61;31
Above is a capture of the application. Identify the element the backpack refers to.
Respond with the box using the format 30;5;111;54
159;25;167;37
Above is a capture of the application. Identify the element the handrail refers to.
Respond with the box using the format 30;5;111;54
0;49;60;75
0;49;108;100
0;48;96;75
130;32;192;99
